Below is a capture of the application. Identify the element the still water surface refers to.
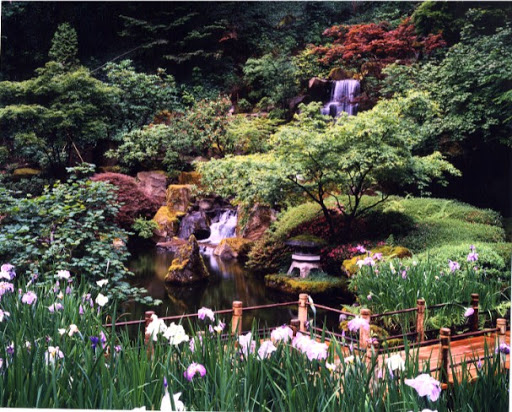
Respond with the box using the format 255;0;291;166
127;247;298;330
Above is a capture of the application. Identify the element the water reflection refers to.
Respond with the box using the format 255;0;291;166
127;247;298;329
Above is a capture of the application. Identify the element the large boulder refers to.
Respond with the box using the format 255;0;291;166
238;204;276;241
177;211;210;240
136;171;168;206
166;184;193;212
213;237;253;260
152;206;183;242
165;235;210;284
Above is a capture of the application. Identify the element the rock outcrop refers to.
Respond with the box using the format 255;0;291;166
178;171;202;186
136;171;168;205
213;237;253;260
166;185;193;213
238;204;276;241
177;211;210;240
152;206;183;242
165;235;210;284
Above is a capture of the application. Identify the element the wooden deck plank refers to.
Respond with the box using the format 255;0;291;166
374;332;510;385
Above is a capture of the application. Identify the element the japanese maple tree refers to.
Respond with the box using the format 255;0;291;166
312;17;445;78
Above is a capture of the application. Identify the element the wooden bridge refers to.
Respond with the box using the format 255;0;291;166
105;293;510;387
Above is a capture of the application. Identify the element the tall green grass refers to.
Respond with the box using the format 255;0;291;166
0;267;509;410
349;256;510;330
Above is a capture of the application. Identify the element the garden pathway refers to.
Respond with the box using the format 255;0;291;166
373;332;510;385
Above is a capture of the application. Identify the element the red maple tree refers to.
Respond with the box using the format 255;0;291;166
312;17;445;78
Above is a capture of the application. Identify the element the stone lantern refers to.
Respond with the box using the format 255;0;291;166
285;236;324;278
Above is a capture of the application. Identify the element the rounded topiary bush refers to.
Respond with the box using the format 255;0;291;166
413;242;510;280
90;172;160;229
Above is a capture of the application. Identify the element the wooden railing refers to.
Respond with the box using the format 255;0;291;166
105;292;508;386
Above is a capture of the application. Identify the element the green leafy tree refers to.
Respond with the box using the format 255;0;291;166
0;62;118;174
104;60;181;133
200;96;460;239
108;96;232;173
48;22;80;70
0;164;153;303
243;53;299;114
382;22;512;148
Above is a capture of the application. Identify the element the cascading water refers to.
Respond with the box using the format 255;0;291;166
201;209;238;245
321;79;360;117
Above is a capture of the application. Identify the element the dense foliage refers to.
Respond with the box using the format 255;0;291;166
0;165;151;303
200;94;460;238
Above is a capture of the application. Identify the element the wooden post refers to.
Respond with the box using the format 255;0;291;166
416;299;425;343
497;318;507;346
231;301;243;335
471;293;479;332
439;328;451;387
359;308;371;352
290;318;300;337
144;310;155;345
298;294;308;332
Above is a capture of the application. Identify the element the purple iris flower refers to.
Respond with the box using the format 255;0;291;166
448;260;460;273
467;252;478;262
21;291;37;305
404;373;442;402
90;336;99;350
184;362;206;381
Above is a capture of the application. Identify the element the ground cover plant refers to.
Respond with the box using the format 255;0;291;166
0;262;509;410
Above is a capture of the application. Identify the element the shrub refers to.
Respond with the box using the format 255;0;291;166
246;202;324;272
0;165;150;302
383;197;503;227
413;242;510;280
396;218;506;253
264;272;345;295
90;172;160;229
132;218;159;239
225;115;280;155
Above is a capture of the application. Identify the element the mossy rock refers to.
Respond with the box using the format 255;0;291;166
152;206;184;242
98;166;121;173
166;184;193;212
213;237;253;261
165;235;210;284
178;171;202;186
265;273;345;295
12;168;41;177
328;67;357;81
342;246;412;277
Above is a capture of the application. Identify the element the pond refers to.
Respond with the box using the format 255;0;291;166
126;245;352;331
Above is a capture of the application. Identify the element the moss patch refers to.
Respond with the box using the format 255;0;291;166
265;273;345;295
13;168;41;177
153;206;182;229
178;171;202;186
342;245;412;276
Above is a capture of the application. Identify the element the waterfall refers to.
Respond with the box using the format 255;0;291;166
201;209;237;245
320;79;360;117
